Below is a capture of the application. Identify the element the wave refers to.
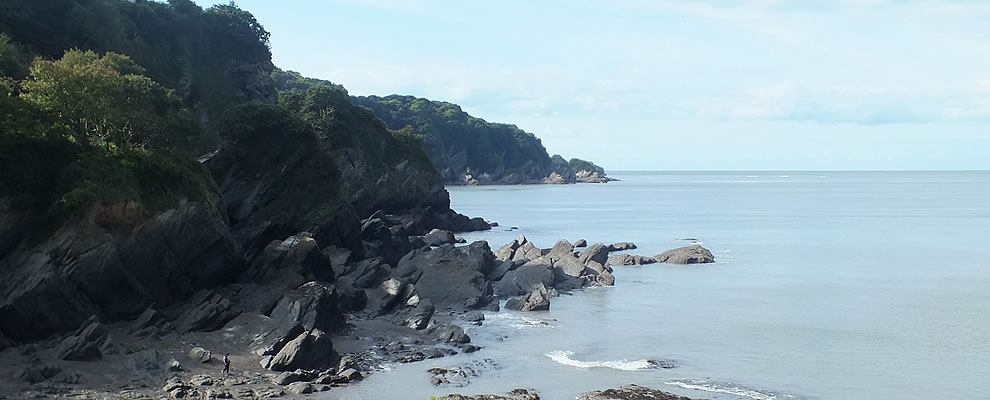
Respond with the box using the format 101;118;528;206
485;312;554;329
544;351;652;371
664;379;797;400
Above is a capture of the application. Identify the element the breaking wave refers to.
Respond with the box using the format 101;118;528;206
544;350;652;371
663;379;798;400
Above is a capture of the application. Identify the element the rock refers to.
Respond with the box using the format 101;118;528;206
162;377;191;398
447;388;541;400
455;236;467;244
189;374;214;386
363;278;415;316
269;281;345;333
654;245;715;264
127;349;166;372
15;362;61;384
268;329;336;371
607;242;637;251
423;229;456;246
428;323;471;344
595;271;616;286
0;202;241;343
461;311;485;323
286;382;313;394
403;299;435;330
574;239;587;247
577;242;610;267
577;384;698;400
168;359;183;372
336;368;363;382
495;261;554;298
244;233;333;284
607;254;656;266
129;307;171;338
504;285;551;311
272;370;315;385
585;261;606;274
338;257;389;289
221;313;305;357
176;290;241;333
488;259;519;282
56;316;113;361
495;236;541;262
394;242;496;310
188;347;212;363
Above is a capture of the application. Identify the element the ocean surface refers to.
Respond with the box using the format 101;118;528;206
324;171;990;400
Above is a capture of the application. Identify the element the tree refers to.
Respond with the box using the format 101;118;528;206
21;49;198;152
205;2;271;57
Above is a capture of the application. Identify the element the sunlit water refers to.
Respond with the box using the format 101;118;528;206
323;171;990;400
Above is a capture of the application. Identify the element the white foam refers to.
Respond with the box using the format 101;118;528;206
545;351;651;371
663;379;787;400
486;312;554;329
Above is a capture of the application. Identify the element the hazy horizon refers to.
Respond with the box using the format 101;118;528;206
194;0;990;171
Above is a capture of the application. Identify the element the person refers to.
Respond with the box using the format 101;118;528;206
221;353;230;376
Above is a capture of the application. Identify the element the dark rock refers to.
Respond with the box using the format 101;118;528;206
504;285;551;311
488;259;519;282
272;369;316;385
574;239;587;248
395;242;496;310
188;347;212;363
363;278;416;316
15;361;62;384
167;359;183;371
56;316;113;361
607;242;637;252
424;229;456;246
221;313;305;357
495;261;554;298
129;307;171;338
595;271;616;286
607;254;656;266
428;323;471;344
447;388;540;400
577;242;610;267
338;257;389;289
268;329;336;371
286;382;314;394
577;384;698;400
654;245;715;264
189;374;214;386
270;281;345;333
175;290;241;333
244;232;332;284
335;285;368;312
336;368;363;382
461;311;485;323
402;299;435;330
127;349;166;372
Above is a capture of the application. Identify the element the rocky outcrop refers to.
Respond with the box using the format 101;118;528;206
577;385;698;400
504;285;552;311
55;316;115;361
423;228;456;246
447;389;541;400
175;290;241;333
655;245;715;264
607;254;657;266
269;281;345;333
494;238;614;299
267;329;336;371
392;242;497;311
575;170;616;183
228;60;277;104
608;242;637;251
0;202;241;343
221;313;304;357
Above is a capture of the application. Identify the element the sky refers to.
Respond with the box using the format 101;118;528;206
195;0;989;170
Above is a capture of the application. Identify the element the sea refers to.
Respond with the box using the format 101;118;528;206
323;171;990;400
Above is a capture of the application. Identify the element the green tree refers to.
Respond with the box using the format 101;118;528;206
20;49;198;152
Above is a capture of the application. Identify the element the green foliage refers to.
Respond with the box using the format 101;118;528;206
20;49;201;153
204;1;271;58
350;94;553;180
568;157;606;175
0;34;29;79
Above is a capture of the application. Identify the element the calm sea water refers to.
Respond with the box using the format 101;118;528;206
325;171;990;400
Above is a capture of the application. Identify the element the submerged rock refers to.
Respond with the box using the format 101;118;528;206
577;384;698;400
654;245;715;264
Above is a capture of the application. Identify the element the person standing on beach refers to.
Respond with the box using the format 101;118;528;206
221;353;230;376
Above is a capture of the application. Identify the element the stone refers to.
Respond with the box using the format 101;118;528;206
595;271;616;286
338;257;389;289
189;374;214;386
607;254;656;266
127;349;166;372
175;290;241;333
336;368;363;382
654;245;715;264
269;281;345;333
577;242;610;267
403;299;435;330
504;285;551;312
574;239;588;247
446;388;541;400
56;316;113;361
495;261;554;298
268;329;336;371
423;229;456;246
577;384;698;400
129;307;171;338
221;313;305;357
285;382;313;394
272;370;315;385
168;359;183;372
245;233;333;284
188;347;212;363
395;242;496;310
428;323;471;344
15;362;61;384
608;242;637;251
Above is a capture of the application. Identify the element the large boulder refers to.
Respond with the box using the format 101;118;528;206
268;329;336;371
269;281;345;333
394;242;496;310
56;316;114;361
243;233;332;284
577;242;610;267
428;323;471;344
607;242;637;252
175;290;241;333
654;245;715;264
423;229;456;246
221;313;304;357
495;262;554;298
504;285;551;312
